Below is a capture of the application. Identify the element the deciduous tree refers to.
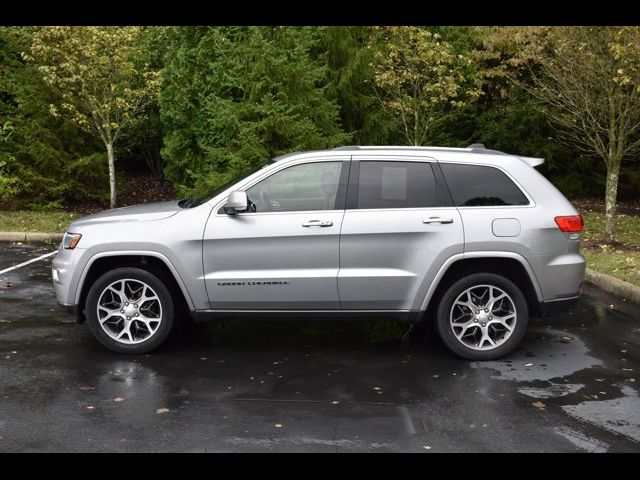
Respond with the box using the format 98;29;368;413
521;27;640;242
26;27;161;208
369;27;480;146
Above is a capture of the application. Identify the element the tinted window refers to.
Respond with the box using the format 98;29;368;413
357;161;437;209
440;163;529;207
246;162;343;212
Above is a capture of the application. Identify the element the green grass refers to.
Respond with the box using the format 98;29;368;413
583;249;640;287
581;212;640;247
581;212;640;287
0;210;78;233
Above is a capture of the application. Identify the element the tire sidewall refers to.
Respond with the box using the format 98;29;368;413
85;267;174;354
436;272;528;361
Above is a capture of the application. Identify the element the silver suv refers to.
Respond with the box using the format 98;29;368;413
52;145;585;360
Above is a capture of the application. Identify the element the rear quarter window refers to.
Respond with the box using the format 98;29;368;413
440;163;529;207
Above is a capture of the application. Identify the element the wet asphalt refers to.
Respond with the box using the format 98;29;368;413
0;242;639;452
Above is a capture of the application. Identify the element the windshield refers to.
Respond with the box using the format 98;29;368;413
178;163;269;208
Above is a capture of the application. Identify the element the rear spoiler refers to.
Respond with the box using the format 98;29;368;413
516;156;544;168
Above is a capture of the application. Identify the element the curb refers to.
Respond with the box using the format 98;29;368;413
585;268;640;305
0;232;63;243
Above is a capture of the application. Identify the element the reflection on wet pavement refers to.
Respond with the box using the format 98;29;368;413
1;243;639;452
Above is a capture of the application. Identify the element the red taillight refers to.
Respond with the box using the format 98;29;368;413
555;215;584;233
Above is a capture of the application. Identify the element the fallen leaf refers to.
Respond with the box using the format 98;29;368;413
156;407;170;415
532;401;546;410
114;397;125;402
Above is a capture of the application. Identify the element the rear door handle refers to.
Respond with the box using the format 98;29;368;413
422;217;453;224
302;220;333;227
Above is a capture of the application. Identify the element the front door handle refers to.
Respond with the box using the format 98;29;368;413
422;217;453;224
302;220;333;227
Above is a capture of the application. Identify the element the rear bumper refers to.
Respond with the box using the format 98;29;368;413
539;295;579;317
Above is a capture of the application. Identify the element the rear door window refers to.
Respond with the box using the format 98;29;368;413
440;163;529;207
356;161;438;209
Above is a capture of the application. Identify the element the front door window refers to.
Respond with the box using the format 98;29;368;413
246;162;343;213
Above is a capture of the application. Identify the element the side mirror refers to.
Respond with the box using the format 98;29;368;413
223;190;248;214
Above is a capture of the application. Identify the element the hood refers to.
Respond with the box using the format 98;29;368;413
68;201;181;230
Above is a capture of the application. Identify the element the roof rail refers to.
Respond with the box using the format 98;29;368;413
330;144;545;166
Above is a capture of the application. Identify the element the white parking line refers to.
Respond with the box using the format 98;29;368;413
0;251;57;276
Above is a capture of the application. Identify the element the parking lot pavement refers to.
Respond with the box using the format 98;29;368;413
0;243;639;452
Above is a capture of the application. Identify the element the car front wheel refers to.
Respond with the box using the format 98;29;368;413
436;273;528;361
85;267;174;354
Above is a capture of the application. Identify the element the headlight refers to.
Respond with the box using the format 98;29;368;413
62;232;82;249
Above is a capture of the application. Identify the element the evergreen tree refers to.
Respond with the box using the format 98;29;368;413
160;26;349;197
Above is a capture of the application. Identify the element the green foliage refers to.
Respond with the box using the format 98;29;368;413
322;26;398;144
160;26;350;197
369;26;481;146
0;27;107;209
1;26;639;210
25;26;163;208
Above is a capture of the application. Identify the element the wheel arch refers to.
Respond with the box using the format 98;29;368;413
75;251;194;323
418;252;543;322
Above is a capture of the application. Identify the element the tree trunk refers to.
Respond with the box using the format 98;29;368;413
603;158;621;243
106;141;116;209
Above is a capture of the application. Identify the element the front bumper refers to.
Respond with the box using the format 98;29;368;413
539;295;579;317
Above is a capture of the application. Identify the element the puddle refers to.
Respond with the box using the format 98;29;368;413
562;385;640;444
472;329;602;382
519;383;583;399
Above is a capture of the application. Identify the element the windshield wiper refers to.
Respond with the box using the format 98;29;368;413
178;197;202;208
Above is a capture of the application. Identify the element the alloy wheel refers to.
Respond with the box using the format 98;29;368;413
449;284;517;351
96;279;163;344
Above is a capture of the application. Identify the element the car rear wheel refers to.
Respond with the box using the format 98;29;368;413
436;273;528;360
85;267;174;354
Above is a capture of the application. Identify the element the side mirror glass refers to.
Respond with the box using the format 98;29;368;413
223;190;248;214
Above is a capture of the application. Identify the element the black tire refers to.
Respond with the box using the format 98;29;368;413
85;267;174;354
435;272;528;361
